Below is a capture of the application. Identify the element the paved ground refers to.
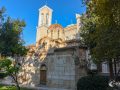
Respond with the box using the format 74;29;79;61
22;86;71;90
0;82;71;90
0;78;72;90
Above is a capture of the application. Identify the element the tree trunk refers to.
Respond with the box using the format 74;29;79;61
114;59;117;76
11;74;20;90
97;63;102;72
108;60;114;79
16;80;20;90
15;73;20;90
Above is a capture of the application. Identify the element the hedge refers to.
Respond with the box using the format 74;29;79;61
77;75;109;90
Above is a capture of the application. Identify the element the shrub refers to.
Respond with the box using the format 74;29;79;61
0;72;7;79
87;69;98;76
77;75;109;90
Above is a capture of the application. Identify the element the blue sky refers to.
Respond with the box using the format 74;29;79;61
0;0;86;45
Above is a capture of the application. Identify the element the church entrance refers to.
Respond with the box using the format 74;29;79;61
40;64;47;85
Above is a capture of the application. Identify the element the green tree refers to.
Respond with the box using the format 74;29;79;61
81;0;120;79
0;7;28;90
0;58;20;90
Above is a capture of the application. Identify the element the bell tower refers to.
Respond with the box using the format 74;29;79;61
36;5;53;46
38;5;53;26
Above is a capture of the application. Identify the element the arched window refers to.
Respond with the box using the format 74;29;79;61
58;30;59;39
41;13;44;25
46;13;49;25
51;30;53;38
47;30;48;35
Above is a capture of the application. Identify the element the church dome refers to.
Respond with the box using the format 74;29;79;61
48;24;63;30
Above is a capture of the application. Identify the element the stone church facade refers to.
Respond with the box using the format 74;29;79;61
18;5;88;90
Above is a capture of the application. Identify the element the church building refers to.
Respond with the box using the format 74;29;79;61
18;5;88;90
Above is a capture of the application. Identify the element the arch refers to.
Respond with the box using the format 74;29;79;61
38;36;51;45
40;64;47;70
40;64;47;85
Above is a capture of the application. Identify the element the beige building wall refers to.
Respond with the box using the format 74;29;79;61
36;26;48;46
47;30;65;40
47;24;65;40
64;24;77;40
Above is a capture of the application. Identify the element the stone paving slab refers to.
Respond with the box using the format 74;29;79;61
21;86;72;90
0;81;72;90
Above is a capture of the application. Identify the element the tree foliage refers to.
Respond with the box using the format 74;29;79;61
0;8;28;57
0;7;28;90
0;58;20;90
0;58;19;75
81;0;120;78
81;0;120;62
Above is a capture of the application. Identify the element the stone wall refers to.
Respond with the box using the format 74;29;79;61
47;55;75;90
46;47;87;90
18;57;40;87
19;46;87;90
